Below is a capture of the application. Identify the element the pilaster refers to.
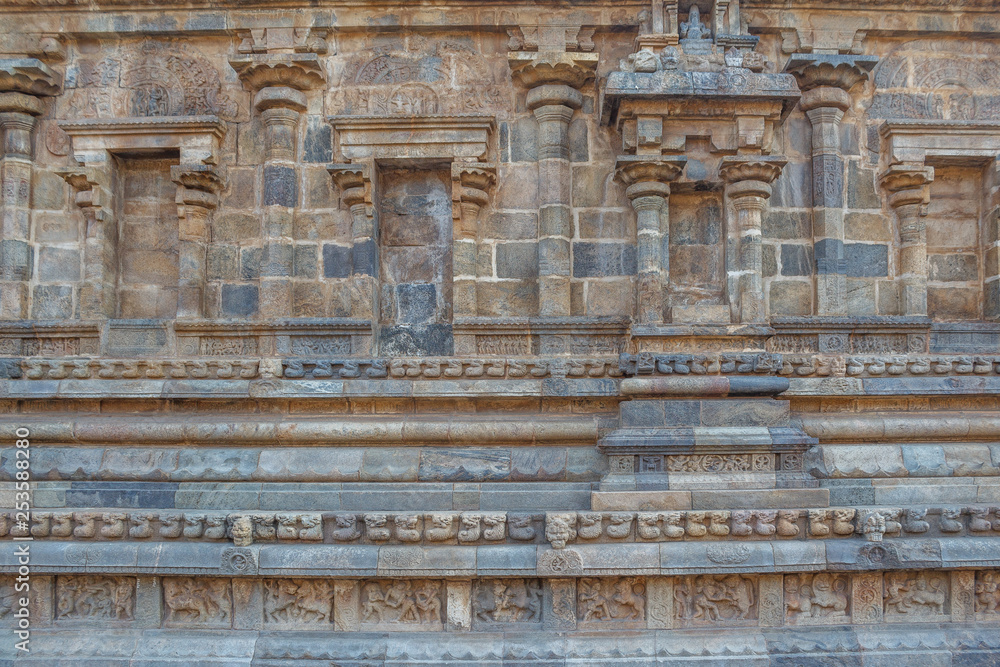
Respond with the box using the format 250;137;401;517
720;157;785;323
786;54;877;316
231;33;326;319
451;162;496;318
0;58;60;319
58;167;115;319
880;164;934;317
172;165;223;319
615;157;686;324
329;162;377;322
510;51;598;317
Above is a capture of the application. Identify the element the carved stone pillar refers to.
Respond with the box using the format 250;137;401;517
58;168;115;319
452;163;496;318
230;52;325;318
509;52;598;317
720;157;785;323
329;163;377;321
172;165;223;319
615;157;686;324
0;59;60;319
786;55;877;315
880;165;934;316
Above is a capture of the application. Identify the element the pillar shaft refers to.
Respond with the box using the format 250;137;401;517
173;166;222;319
786;54;877;316
615;157;684;325
881;165;934;317
804;96;848;315
720;159;784;324
531;92;579;317
256;88;306;318
510;52;597;319
451;164;495;319
0;104;40;319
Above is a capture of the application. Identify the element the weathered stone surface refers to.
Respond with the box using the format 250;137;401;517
2;6;999;663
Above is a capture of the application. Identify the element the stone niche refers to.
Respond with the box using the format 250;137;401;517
328;114;496;357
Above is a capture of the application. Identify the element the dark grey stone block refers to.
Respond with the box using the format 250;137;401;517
496;242;538;279
106;320;169;356
846;243;888;277
379;324;453;356
763;244;777;277
323;243;352;278
352;239;377;276
221;284;259;317
811;154;844;208
572;242;637;277
240;246;262;281
395;283;437;324
260;243;293;277
31;285;73;319
499;120;510;163
510;117;537;162
620;400;665;427
814;238;845;274
263;165;297;207
37;246;81;282
207;245;239;281
0;359;22;378
847;161;880;209
303;115;332;163
293;244;317;278
419;448;511;482
65;482;179;508
569;117;588;162
763;210;811;240
780;244;813;276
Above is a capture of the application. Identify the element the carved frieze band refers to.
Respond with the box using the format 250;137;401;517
4;571;999;630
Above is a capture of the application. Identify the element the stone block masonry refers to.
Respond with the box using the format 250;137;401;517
1;1;1000;664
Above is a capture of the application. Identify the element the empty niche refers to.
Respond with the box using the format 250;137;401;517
116;154;181;319
377;167;454;356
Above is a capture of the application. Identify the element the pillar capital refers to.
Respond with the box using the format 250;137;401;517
784;53;877;96
880;164;934;208
614;156;686;191
57;166;111;213
172;165;223;210
720;156;785;201
509;52;598;90
229;54;326;94
328;162;372;208
0;58;61;98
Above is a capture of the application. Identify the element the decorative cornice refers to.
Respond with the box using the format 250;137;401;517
59;115;225;139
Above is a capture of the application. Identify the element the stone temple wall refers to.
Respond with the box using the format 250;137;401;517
0;0;999;664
